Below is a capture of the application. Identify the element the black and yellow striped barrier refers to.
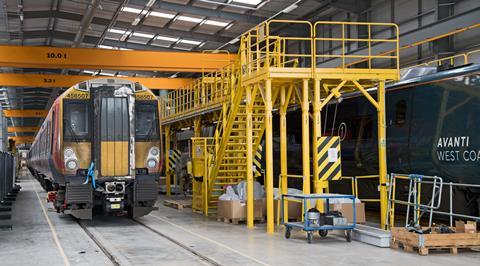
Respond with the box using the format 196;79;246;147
168;149;182;170
317;136;342;181
254;145;263;177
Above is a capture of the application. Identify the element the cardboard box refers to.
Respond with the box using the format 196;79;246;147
456;220;477;233
217;199;265;220
274;199;302;221
329;203;365;224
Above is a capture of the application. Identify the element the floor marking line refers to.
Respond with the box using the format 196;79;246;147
149;214;271;266
32;181;71;266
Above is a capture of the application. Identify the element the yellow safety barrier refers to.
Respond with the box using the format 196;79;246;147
341;175;380;203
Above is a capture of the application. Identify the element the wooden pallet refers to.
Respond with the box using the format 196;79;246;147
217;217;265;225
391;227;480;255
163;199;192;210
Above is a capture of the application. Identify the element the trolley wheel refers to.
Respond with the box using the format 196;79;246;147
319;230;328;238
345;230;352;242
285;227;291;239
307;232;313;244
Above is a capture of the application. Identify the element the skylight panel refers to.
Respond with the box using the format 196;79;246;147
98;45;114;49
204;20;229;27
149;11;176;19
122;6;148;15
177;16;203;23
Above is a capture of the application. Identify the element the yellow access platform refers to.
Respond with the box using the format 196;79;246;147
160;20;400;233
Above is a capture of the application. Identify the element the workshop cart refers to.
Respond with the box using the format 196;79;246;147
281;193;356;243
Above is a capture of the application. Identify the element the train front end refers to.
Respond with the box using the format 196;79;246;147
60;78;160;219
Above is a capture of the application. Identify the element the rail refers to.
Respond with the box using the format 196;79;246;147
386;173;480;229
313;21;400;71
341;175;380;203
402;48;480;71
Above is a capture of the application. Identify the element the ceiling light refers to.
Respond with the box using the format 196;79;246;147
177;15;203;23
282;4;298;13
155;35;179;42
149;11;175;19
98;45;114;49
204;20;229;27
122;6;148;15
198;42;206;48
108;28;129;35
232;0;263;5
132;32;155;38
228;38;239;44
174;46;193;51
179;39;202;45
100;72;116;77
225;23;234;30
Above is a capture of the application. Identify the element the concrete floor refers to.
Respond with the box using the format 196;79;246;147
1;173;479;266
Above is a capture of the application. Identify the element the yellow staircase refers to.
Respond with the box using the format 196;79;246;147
205;94;266;214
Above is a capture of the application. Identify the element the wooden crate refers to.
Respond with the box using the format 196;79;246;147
163;199;192;210
391;227;480;255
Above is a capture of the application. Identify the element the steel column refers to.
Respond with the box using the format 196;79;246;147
264;79;274;234
301;79;310;195
377;80;388;229
280;87;288;221
246;86;254;229
312;78;324;211
164;126;171;196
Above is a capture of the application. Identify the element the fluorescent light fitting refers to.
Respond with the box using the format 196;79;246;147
232;0;263;5
177;15;203;23
198;42;206;48
225;23;234;30
132;32;155;38
228;38;239;44
155;35;178;42
122;6;148;15
98;45;114;49
179;39;202;45
100;72;116;76
174;46;192;51
282;4;298;13
83;70;96;74
204;20;229;27
149;11;175;19
108;28;128;34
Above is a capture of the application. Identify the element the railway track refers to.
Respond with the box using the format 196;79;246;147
77;217;221;266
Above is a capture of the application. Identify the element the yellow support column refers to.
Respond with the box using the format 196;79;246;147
265;79;274;234
312;79;324;211
165;126;171;196
301;79;311;195
377;80;388;229
194;118;201;137
246;86;254;229
280;87;288;221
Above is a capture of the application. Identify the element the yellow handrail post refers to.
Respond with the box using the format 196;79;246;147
377;80;388;229
312;78;324;211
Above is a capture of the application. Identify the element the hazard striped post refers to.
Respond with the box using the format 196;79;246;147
316;136;342;182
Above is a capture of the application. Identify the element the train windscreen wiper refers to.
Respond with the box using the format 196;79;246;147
64;118;80;143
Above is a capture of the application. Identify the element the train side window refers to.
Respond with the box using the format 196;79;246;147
395;100;407;126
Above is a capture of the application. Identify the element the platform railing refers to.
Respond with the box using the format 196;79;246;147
386;173;480;229
160;62;238;121
341;175;380;203
239;20;313;77
313;21;400;71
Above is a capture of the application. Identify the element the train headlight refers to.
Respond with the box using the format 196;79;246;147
64;148;74;158
66;160;78;170
147;159;157;168
150;147;159;156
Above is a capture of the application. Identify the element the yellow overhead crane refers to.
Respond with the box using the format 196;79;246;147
3;109;48;118
7;126;39;133
0;73;192;90
159;19;400;233
0;45;235;72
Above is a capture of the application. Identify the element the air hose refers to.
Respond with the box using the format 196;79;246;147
83;162;96;189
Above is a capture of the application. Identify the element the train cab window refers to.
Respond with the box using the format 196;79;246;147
395;100;407;126
135;102;159;141
64;101;90;141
